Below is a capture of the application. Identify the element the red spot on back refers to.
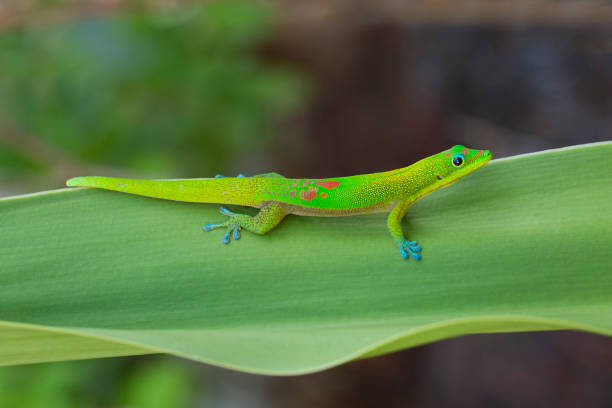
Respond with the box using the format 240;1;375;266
320;192;328;198
316;180;341;189
289;190;297;198
300;190;317;201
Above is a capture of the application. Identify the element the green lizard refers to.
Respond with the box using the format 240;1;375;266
66;145;491;260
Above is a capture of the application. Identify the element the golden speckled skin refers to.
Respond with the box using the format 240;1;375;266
67;145;491;260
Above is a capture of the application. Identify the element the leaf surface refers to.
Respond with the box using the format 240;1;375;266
1;142;610;374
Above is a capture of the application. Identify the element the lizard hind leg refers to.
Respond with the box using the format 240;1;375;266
202;202;288;244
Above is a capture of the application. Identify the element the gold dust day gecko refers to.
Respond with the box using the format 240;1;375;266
66;145;491;260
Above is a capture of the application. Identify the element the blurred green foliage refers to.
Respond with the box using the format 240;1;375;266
0;1;305;187
0;357;195;408
117;358;195;408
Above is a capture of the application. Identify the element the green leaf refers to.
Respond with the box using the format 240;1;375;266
1;142;610;375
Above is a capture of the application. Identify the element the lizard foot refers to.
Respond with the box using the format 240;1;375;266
397;239;422;260
215;173;245;178
202;206;242;244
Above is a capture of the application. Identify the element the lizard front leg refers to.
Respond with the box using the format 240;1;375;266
203;202;288;244
387;198;422;260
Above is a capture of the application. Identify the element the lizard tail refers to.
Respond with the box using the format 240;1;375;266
66;176;262;207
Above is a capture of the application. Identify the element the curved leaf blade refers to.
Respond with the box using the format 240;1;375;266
1;142;611;374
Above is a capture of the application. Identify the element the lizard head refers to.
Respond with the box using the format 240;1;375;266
433;145;492;188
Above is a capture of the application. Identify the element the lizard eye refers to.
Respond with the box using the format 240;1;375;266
452;154;465;167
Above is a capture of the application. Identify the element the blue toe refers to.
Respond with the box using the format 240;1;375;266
232;227;241;240
219;206;234;216
215;174;226;178
222;230;231;244
404;240;421;252
400;248;409;259
406;246;417;257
